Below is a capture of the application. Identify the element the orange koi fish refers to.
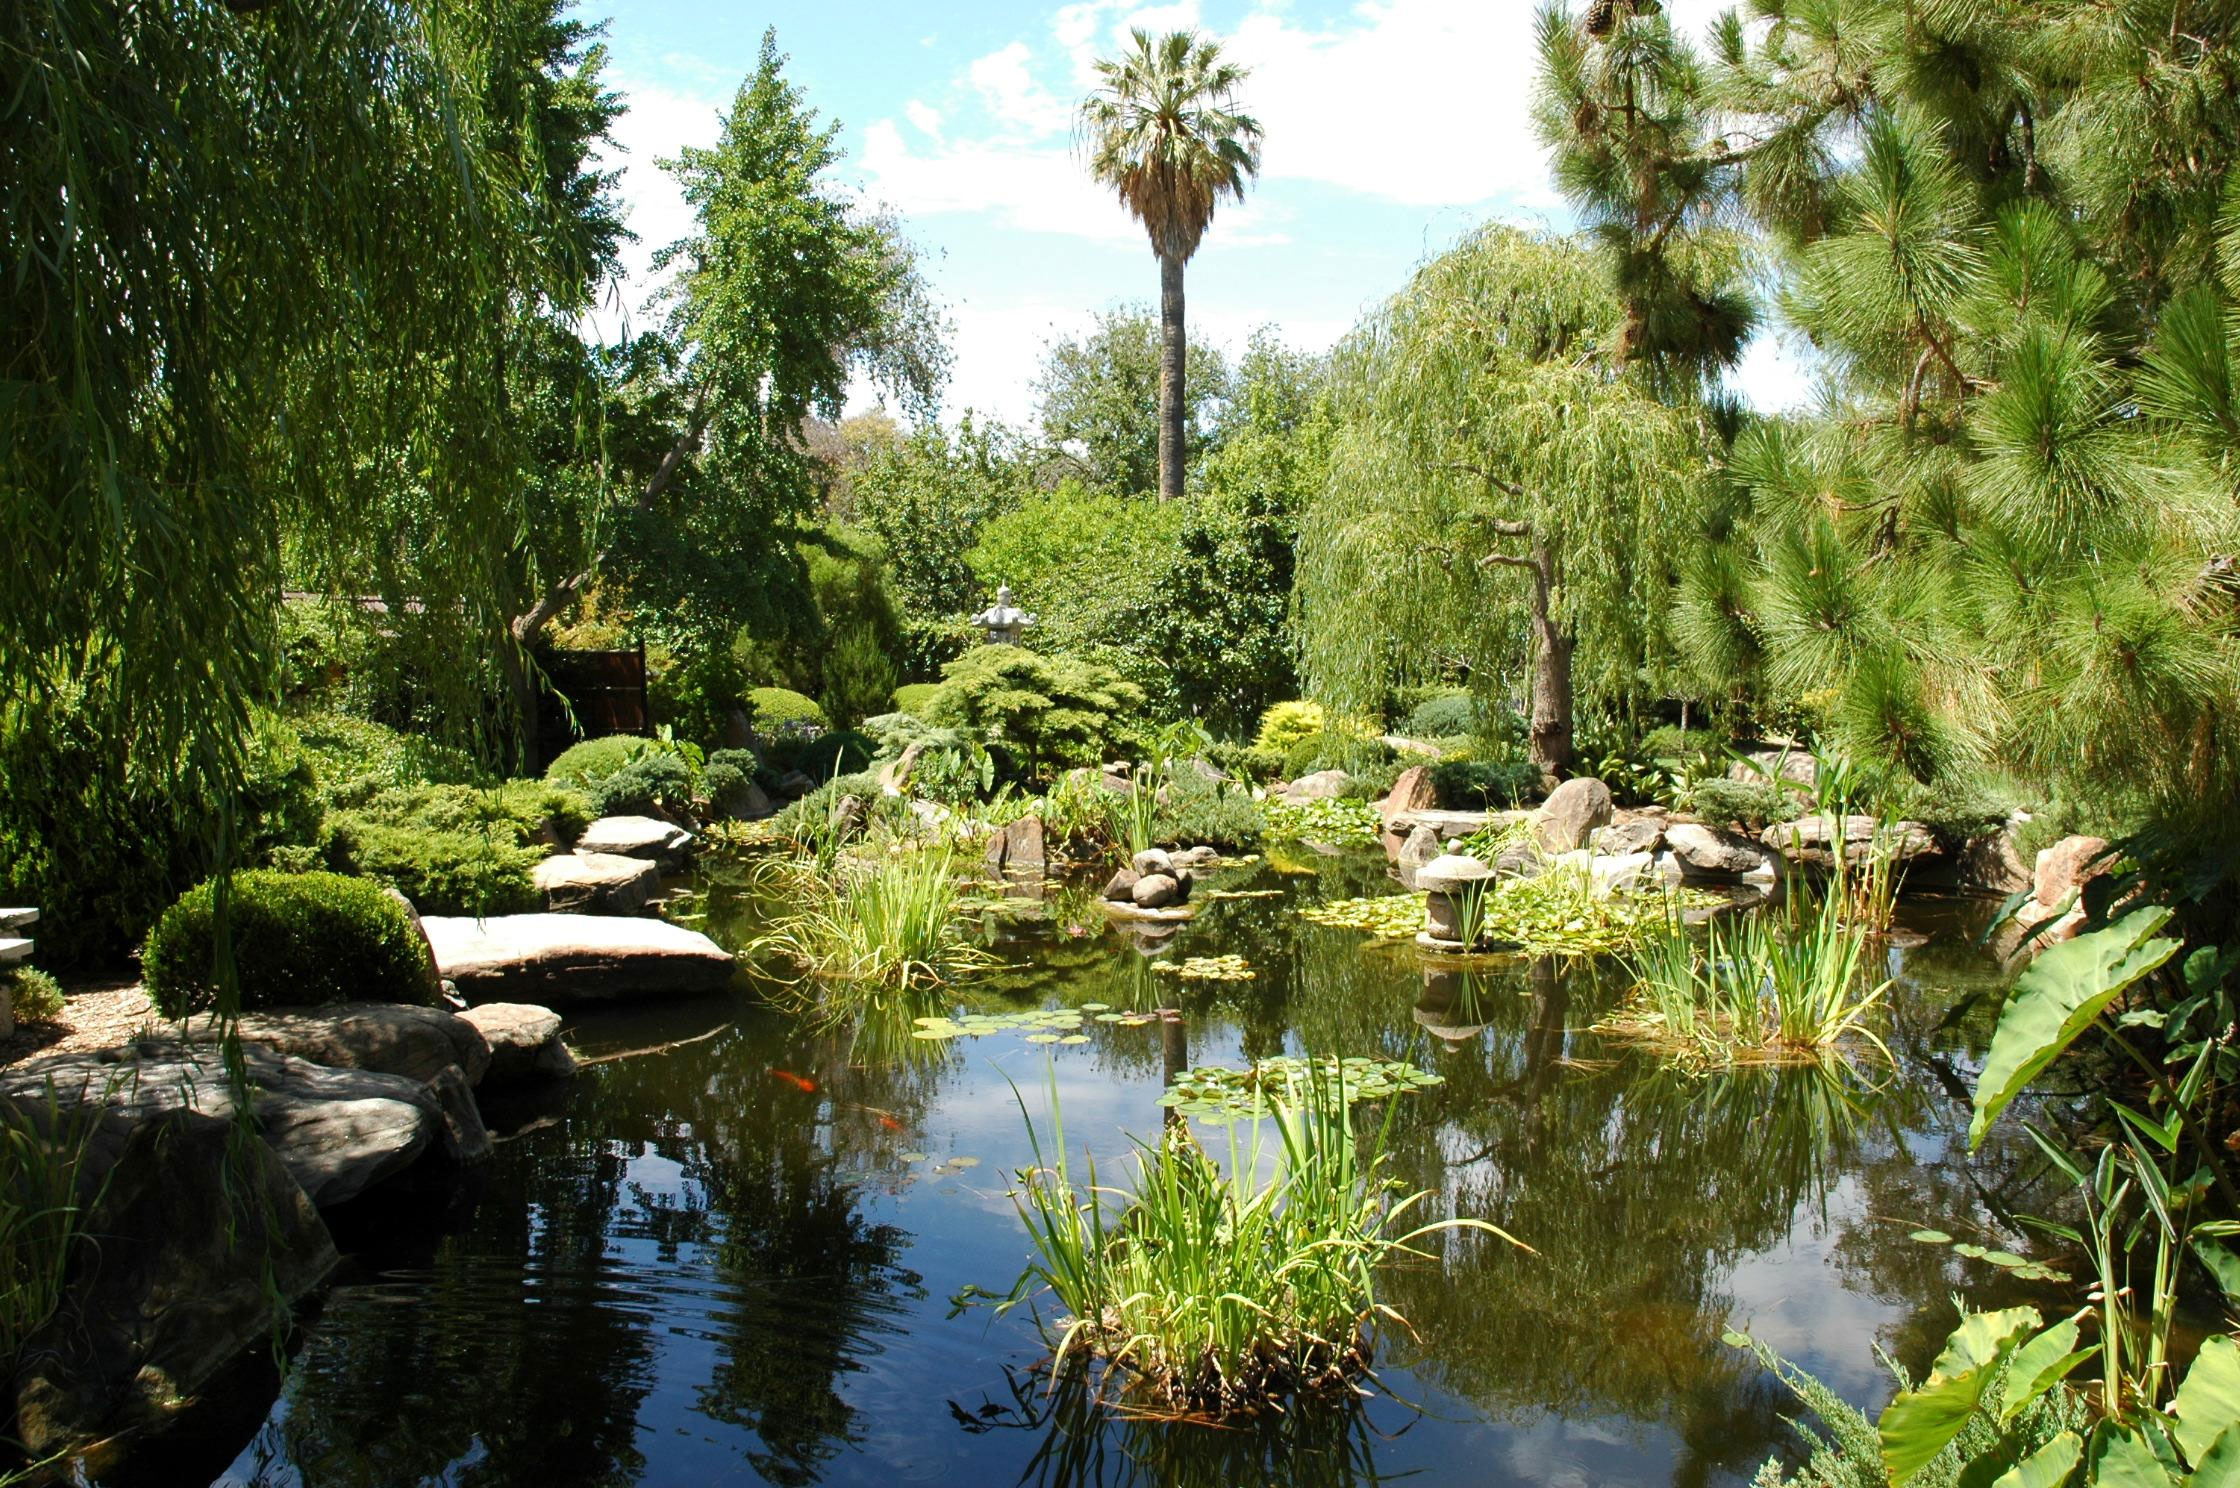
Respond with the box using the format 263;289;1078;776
769;1069;817;1093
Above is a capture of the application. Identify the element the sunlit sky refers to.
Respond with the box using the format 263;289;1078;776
575;0;1805;423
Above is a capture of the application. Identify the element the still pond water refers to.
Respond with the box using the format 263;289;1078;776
134;847;2072;1488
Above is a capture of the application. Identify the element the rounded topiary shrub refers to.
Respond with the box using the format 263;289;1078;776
545;734;648;788
891;682;944;717
142;870;437;1019
748;686;828;731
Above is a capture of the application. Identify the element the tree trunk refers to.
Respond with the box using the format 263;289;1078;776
1156;250;1186;501
1526;539;1575;782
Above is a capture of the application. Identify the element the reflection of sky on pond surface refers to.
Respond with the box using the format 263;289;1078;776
128;850;2071;1488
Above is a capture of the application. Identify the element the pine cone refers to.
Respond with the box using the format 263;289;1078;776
1585;0;1618;35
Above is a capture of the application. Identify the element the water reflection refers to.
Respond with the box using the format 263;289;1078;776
165;854;2074;1488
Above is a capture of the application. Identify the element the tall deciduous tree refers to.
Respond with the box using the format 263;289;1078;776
1300;228;1708;781
1077;29;1261;502
1033;308;1228;496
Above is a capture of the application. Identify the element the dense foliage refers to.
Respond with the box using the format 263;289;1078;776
142;870;438;1019
925;647;1144;783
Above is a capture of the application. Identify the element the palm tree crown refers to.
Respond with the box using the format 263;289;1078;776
1078;29;1262;264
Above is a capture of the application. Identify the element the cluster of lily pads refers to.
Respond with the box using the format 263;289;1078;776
910;1002;1163;1042
1263;796;1382;846
1907;1227;2071;1283
1153;955;1256;982
1156;1056;1443;1122
1301;876;1720;958
1299;893;1426;938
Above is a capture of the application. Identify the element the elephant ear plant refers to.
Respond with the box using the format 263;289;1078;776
1735;908;2240;1486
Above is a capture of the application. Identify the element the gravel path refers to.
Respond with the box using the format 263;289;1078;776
0;981;164;1068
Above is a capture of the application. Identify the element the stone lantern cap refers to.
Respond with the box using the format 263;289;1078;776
970;583;1037;642
1416;854;1496;894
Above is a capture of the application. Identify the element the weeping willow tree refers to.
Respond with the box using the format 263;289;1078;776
3;1;622;954
1534;0;2240;821
1298;227;1714;780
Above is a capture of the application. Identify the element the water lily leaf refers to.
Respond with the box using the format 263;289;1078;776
1911;1229;1953;1244
911;1028;960;1041
1025;1033;1060;1044
900;1151;929;1163
1987;1431;2081;1488
1955;1243;1989;1259
948;1155;980;1169
1968;908;2182;1151
2174;1335;2240;1465
1058;1034;1089;1045
1983;1251;2029;1269
1721;1330;1755;1349
1081;1002;1109;1011
1878;1307;2041;1484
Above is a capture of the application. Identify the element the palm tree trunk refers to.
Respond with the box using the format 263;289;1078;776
1526;539;1575;782
1157;250;1186;501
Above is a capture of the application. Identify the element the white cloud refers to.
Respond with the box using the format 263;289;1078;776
904;99;944;138
592;78;727;334
968;41;1070;137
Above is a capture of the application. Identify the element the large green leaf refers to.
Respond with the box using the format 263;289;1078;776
2190;1423;2240;1488
1990;1432;2081;1488
1881;1308;2043;1484
2176;1337;2240;1466
2092;1421;2180;1488
2000;1318;2094;1425
1969;908;2182;1150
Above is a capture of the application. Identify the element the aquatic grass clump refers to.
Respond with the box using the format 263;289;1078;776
1599;890;1892;1069
1001;1068;1516;1418
745;845;998;993
1302;869;1719;957
0;1086;111;1371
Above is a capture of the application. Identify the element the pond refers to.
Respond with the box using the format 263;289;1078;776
129;847;2074;1488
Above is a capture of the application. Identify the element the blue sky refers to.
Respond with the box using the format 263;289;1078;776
579;0;1800;423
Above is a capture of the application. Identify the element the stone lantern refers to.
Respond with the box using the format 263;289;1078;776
970;584;1037;646
1416;853;1496;952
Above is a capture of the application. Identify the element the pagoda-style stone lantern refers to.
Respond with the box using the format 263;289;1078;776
970;584;1037;646
1416;853;1496;952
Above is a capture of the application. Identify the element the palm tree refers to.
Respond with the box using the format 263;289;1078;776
1077;29;1261;501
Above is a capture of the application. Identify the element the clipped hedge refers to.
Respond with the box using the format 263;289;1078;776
326;781;587;916
748;686;828;731
142;870;437;1019
891;682;944;717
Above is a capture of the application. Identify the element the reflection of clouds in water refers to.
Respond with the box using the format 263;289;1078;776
1499;1413;1682;1487
1726;1173;1902;1402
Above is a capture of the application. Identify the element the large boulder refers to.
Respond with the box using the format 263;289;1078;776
1592;814;1665;857
984;814;1047;876
8;1104;336;1457
1;1042;487;1209
1395;823;1443;891
532;850;661;915
1101;867;1141;903
1132;873;1183;910
1666;822;1782;880
175;1002;491;1088
1726;746;1816;791
1278;769;1351;804
1380;765;1439;825
422;913;735;1005
458;1003;577;1084
575;815;694;868
1533;777;1613;853
1994;834;2115;958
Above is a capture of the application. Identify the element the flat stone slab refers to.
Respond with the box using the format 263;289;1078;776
0;937;31;964
576;815;694;865
1386;808;1527;841
0;907;38;930
423;913;735;1005
532;850;661;914
0;1041;485;1209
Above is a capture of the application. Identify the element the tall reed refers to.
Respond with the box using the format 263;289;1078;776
1001;1065;1516;1416
746;845;996;994
0;1086;108;1370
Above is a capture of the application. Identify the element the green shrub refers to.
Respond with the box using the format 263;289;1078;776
5;967;64;1024
769;728;874;783
891;682;944;716
748;686;828;731
1398;690;1482;740
142;870;437;1018
1889;772;2022;844
588;753;697;818
1686;778;1794;832
1638;724;1716;760
701;761;752;816
296;710;477;811
0;707;328;967
647;645;747;751
1280;731;1392;780
326;781;586;916
1151;778;1267;849
926;646;1144;784
1431;759;1540;809
545;734;651;789
1254;701;1328;758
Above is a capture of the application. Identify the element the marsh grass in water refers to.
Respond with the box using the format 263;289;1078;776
745;845;998;994
998;1065;1517;1418
0;1085;111;1371
1600;889;1891;1069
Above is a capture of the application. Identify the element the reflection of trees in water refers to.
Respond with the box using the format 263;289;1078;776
254;1013;940;1487
946;1364;1419;1488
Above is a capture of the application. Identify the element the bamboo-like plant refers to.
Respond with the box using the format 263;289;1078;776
0;1086;110;1371
999;1064;1519;1416
745;846;996;995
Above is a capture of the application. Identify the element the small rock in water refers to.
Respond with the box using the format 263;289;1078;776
1131;873;1183;909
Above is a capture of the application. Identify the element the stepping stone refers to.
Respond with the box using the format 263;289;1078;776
421;913;735;1006
174;1002;491;1088
459;1003;577;1083
531;851;661;914
575;815;694;867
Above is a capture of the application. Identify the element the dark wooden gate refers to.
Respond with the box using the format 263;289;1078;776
533;644;649;771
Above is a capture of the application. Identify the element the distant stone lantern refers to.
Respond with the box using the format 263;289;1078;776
971;583;1037;646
